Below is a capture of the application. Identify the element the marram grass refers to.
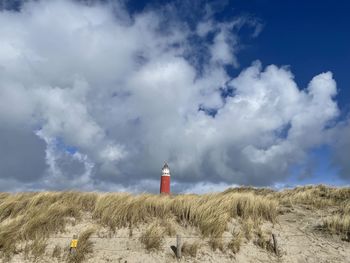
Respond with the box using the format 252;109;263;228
0;185;349;260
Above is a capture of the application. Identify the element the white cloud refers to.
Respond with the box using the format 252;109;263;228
0;0;345;192
210;28;238;66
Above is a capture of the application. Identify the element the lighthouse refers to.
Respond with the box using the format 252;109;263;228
160;162;171;194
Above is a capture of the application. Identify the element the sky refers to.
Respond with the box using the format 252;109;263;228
0;0;349;193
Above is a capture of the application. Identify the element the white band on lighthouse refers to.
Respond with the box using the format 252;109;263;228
161;163;170;176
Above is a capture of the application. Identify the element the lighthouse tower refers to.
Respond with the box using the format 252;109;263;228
160;162;170;194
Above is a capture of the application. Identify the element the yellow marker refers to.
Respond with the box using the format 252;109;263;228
70;239;78;249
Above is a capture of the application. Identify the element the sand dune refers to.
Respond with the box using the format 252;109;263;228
1;185;349;262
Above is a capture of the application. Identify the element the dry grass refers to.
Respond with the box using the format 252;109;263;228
51;244;62;260
92;191;277;238
0;218;25;259
322;214;350;240
181;241;200;257
227;229;242;254
223;187;275;196
159;218;177;236
274;185;350;239
8;186;350;259
30;239;47;261
0;192;96;260
67;228;95;263
0;190;277;259
254;228;275;253
208;237;225;252
322;201;350;236
22;204;79;240
241;217;259;240
139;222;165;251
23;238;47;262
168;192;277;238
276;185;350;209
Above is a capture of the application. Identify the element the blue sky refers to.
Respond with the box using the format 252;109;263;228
126;0;350;109
126;0;350;186
0;0;349;192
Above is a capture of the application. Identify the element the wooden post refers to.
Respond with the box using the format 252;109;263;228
272;233;278;255
176;234;182;259
129;222;133;237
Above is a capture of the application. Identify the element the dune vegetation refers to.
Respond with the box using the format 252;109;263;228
273;185;350;241
0;185;348;261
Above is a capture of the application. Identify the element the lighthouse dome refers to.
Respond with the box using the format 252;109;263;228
162;162;170;175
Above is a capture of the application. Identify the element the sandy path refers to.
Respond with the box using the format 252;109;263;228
272;206;350;263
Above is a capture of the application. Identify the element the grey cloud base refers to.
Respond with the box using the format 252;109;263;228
0;126;46;186
0;0;349;192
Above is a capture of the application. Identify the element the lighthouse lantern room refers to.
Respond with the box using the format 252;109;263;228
160;162;170;194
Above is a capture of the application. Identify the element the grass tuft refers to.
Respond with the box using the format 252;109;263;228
208;237;225;252
140;223;164;251
182;241;200;257
30;239;47;261
67;228;95;263
51;244;62;260
227;229;242;254
254;228;274;253
322;215;350;240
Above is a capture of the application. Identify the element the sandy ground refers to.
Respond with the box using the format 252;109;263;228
8;205;350;263
271;206;350;263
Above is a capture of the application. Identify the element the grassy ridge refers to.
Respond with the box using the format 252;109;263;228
0;185;349;260
0;190;277;260
94;192;277;236
276;185;350;241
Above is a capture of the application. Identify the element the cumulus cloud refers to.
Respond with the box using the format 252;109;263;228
0;0;345;192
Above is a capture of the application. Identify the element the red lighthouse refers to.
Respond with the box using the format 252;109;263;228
160;162;170;194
